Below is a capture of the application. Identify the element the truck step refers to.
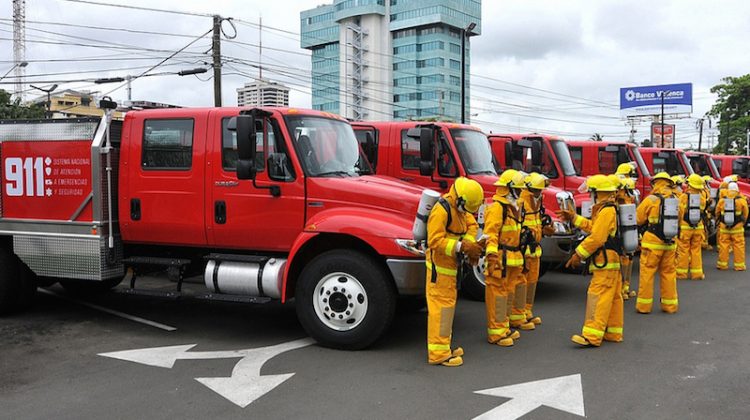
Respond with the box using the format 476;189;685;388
205;253;271;264
195;293;271;304
123;256;192;267
116;288;182;300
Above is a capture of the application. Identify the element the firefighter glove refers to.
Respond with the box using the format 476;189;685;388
542;225;556;236
461;239;483;262
565;252;583;269
555;208;576;222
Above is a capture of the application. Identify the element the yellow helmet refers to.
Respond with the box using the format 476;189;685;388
621;177;636;190
586;174;619;192
525;172;547;191
702;175;712;182
615;162;637;178
651;172;674;185
607;174;623;190
454;177;484;213
723;175;738;183
687;173;706;190
511;171;528;190
494;169;519;187
671;175;685;185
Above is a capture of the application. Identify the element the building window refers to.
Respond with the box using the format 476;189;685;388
450;59;461;70
450;43;461;54
142;119;194;170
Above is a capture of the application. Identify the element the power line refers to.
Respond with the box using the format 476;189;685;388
59;0;212;17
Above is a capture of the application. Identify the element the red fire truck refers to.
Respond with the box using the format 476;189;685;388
0;103;427;350
565;140;652;196
351;122;579;301
712;155;750;183
487;134;587;194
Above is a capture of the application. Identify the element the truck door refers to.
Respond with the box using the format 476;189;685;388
207;111;304;251
398;127;457;191
353;126;379;172
123;113;208;246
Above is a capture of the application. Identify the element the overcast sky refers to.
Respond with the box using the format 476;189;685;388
2;0;749;147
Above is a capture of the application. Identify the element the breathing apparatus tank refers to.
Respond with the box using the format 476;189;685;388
687;193;702;225
618;203;638;254
723;197;736;226
709;187;718;211
581;200;593;218
662;196;680;240
413;189;441;242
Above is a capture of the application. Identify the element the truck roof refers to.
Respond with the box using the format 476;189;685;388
125;106;348;120
351;121;482;132
487;133;564;141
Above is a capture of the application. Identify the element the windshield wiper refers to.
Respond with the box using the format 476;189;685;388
315;170;355;177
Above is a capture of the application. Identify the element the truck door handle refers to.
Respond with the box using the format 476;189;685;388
215;201;226;224
130;198;141;221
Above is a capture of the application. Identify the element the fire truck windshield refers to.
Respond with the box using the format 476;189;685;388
631;147;650;177
450;129;497;175
549;140;577;177
285;116;369;177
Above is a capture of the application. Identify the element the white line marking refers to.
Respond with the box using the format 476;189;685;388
474;373;585;419
39;288;177;331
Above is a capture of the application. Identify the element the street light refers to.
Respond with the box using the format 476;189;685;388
30;84;58;119
94;67;208;102
660;90;671;148
0;61;28;82
461;22;477;124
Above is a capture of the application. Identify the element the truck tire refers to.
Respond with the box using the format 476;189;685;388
13;262;37;311
60;277;122;295
461;257;486;301
0;248;22;315
295;250;397;350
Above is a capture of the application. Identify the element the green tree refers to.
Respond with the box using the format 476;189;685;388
0;89;46;120
590;133;603;141
709;74;750;154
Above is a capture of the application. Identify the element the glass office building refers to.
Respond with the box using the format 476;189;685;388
301;0;481;122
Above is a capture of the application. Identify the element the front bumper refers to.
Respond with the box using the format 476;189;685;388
387;258;425;295
540;234;577;263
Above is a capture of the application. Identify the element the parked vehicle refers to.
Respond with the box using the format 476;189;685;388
0;104;427;350
688;151;750;228
352;122;578;301
712;154;750;183
487;134;587;193
566;140;652;196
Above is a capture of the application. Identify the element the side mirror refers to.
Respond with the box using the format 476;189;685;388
418;127;435;176
531;141;542;167
504;141;512;168
234;115;257;180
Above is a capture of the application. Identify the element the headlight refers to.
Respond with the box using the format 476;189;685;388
395;239;425;257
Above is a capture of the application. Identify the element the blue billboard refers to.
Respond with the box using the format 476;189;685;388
619;83;692;117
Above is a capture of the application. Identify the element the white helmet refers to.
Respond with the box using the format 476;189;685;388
728;182;739;192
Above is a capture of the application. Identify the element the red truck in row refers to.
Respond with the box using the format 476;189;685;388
351;122;581;300
566;140;652;196
0;104;428;349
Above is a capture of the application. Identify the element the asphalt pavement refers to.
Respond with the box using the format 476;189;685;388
2;247;750;420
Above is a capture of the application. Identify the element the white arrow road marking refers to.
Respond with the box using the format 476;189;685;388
99;338;314;408
473;373;585;420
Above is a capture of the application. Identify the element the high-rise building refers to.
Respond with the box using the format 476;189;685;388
236;79;290;107
301;0;481;122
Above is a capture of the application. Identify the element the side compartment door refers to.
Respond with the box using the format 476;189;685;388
208;113;305;251
123;114;207;246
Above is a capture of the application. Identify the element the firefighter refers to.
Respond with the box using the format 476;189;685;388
556;174;623;347
425;177;484;367
518;172;556;326
484;169;526;347
614;176;638;300
716;182;748;271
636;172;682;314
702;175;714;251
676;174;708;280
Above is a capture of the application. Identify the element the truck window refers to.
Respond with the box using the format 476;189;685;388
355;129;378;171
142;119;193;170
451;129;496;175
569;146;582;175
220;117;295;181
653;153;684;176
598;149;617;174
401;130;420;170
437;132;457;177
732;158;746;176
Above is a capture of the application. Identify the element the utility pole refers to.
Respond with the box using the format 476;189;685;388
212;15;222;107
660;90;670;148
697;118;704;151
258;16;262;80
461;22;476;124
